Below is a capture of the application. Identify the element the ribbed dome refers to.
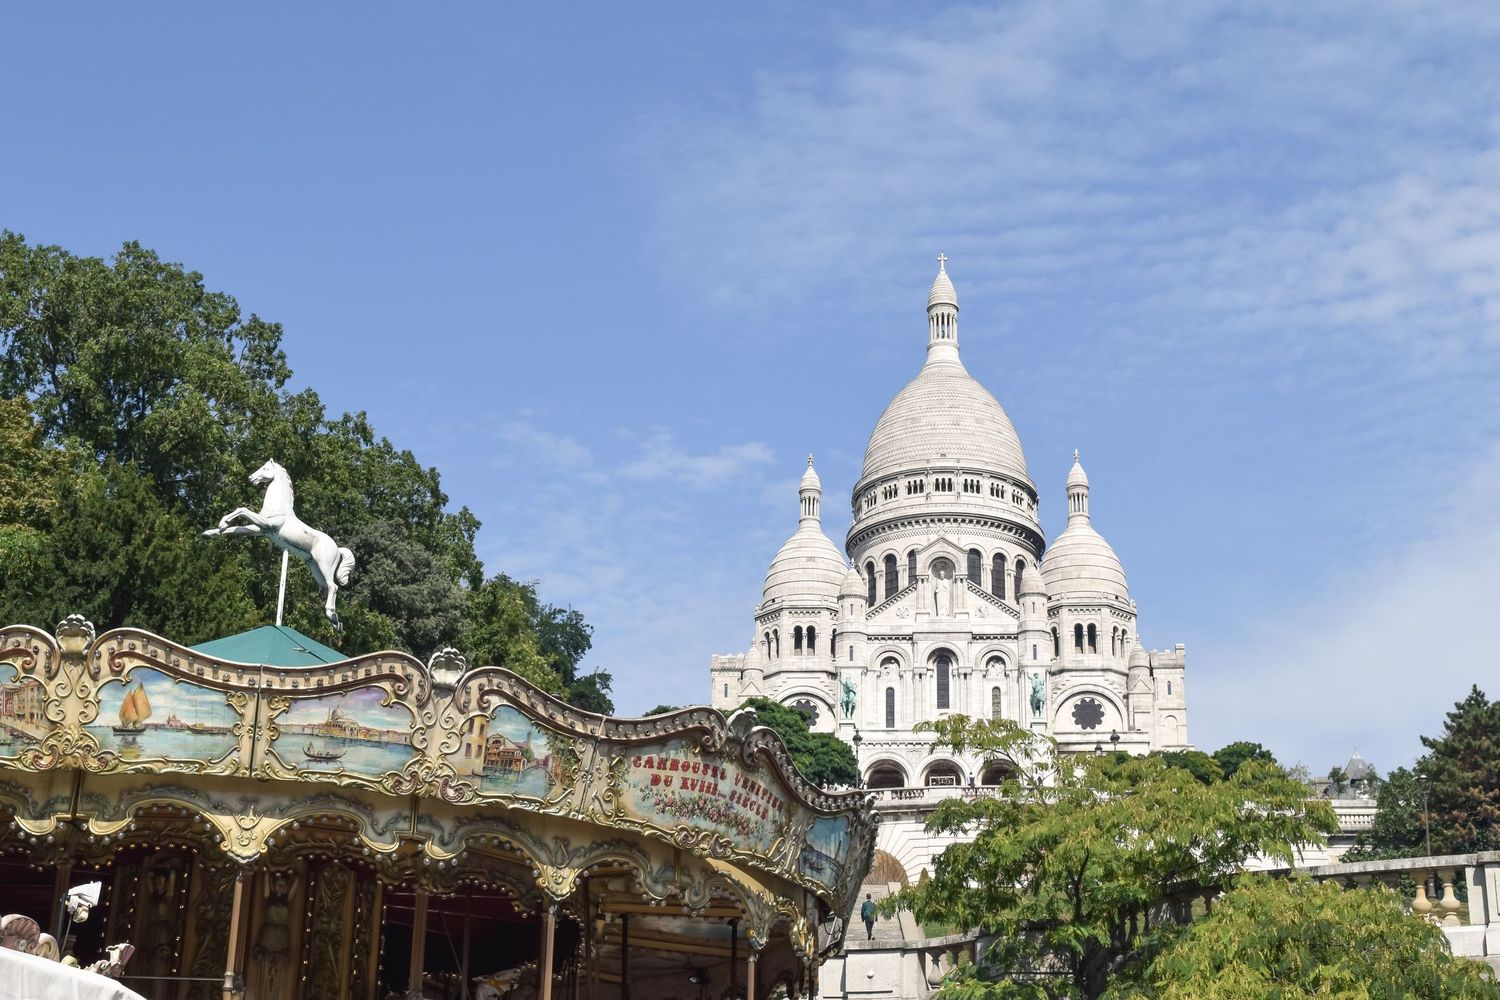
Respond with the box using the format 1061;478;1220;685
1128;641;1150;669
763;525;846;605
928;265;957;308
861;361;1029;483
1042;519;1129;602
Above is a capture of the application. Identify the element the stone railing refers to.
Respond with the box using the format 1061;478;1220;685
1299;852;1500;959
867;785;1002;809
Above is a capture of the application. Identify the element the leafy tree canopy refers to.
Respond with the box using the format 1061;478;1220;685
644;704;682;716
1105;876;1500;1000
888;716;1336;1000
1150;749;1222;786
740;698;859;788
1352;686;1500;858
0;233;605;711
1210;741;1277;781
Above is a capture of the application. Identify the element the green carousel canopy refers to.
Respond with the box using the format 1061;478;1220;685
0;615;876;1000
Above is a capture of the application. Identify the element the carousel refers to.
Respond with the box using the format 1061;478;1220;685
0;614;876;999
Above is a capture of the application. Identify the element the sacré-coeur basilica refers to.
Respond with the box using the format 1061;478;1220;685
710;258;1190;789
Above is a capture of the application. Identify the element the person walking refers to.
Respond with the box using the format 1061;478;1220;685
860;893;878;940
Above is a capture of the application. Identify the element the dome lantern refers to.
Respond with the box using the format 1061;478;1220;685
926;253;960;363
1067;449;1090;523
799;453;822;523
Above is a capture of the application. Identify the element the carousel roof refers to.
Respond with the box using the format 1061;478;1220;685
190;623;345;666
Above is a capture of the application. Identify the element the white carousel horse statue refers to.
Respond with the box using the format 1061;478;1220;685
203;460;356;630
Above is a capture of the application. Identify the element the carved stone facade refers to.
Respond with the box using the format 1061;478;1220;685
711;261;1191;795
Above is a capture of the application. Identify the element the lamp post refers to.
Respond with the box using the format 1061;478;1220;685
1109;730;1121;751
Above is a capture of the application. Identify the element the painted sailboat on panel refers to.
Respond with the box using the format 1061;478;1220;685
89;669;240;761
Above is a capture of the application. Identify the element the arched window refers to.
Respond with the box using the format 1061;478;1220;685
967;548;982;583
1051;628;1060;658
1074;624;1084;652
1111;627;1118;656
885;687;896;728
807;626;817;654
865;561;877;606
883;553;899;600
1014;559;1026;595
935;653;952;710
774;630;780;658
1087;624;1097;653
793;626;804;653
991;686;1002;720
907;549;917;585
867;761;905;789
992;553;1006;600
763;631;771;658
830;629;837;659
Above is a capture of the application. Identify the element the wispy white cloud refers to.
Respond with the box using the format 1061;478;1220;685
1197;444;1500;772
618;432;775;487
640;1;1500;366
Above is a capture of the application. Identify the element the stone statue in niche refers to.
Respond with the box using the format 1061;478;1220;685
932;565;952;617
840;678;857;719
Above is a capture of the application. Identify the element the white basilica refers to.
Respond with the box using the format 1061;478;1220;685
710;259;1190;790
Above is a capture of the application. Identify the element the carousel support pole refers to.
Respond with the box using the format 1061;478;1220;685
538;904;558;1000
460;888;472;1000
50;859;74;946
222;868;252;1000
579;876;590;1000
619;912;630;1000
408;889;430;997
746;952;757;1000
275;549;290;626
366;880;385;1000
728;918;739;998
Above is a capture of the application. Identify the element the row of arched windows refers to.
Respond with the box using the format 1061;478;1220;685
880;678;1012;730
855;479;1037;516
862;550;1028;605
762;625;840;659
1050;623;1131;658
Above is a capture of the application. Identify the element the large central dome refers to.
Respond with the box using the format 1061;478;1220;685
860;361;1029;483
859;260;1030;485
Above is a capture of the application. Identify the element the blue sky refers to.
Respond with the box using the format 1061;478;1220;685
6;3;1500;774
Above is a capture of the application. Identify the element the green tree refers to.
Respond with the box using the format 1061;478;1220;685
1151;749;1222;785
1210;741;1277;781
1421;686;1500;853
0;233;604;710
645;704;682;716
889;716;1336;1000
1105;876;1500;999
740;698;858;788
1345;766;1429;861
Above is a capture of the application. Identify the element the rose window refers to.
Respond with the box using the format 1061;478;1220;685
1071;697;1104;731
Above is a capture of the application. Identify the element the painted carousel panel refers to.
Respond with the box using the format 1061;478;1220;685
618;738;789;856
798;814;854;890
270;686;418;778
0;662;46;758
90;668;240;766
448;703;560;800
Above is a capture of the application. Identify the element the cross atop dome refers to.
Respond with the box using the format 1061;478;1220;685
937;252;948;271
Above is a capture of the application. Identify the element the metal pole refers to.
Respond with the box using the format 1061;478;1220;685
729;919;738;998
275;549;290;626
538;905;557;1000
620;913;629;1000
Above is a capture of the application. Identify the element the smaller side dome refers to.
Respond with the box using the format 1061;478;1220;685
1043;452;1131;602
840;565;867;601
764;456;845;605
1128;641;1150;669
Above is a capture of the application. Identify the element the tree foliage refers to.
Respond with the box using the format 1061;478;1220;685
1105;876;1500;999
887;716;1337;999
1352;686;1500;858
1210;741;1278;781
0;233;605;710
740;698;858;788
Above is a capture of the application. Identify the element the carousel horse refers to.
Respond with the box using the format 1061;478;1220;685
204;460;356;630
